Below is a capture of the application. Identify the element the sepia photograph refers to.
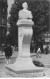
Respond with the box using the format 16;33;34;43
0;0;50;78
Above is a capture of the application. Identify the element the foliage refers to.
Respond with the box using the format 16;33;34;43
33;60;44;67
9;0;49;47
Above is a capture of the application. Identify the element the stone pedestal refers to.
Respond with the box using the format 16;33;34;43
5;19;45;73
18;19;33;57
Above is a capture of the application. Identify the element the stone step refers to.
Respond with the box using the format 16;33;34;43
6;67;46;77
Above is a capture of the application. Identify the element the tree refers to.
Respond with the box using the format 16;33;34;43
9;0;49;52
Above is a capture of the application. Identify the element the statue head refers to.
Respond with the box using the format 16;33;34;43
22;2;28;9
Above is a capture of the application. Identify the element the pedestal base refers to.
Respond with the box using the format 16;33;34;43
5;57;45;73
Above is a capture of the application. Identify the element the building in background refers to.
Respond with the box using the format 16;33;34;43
0;0;7;48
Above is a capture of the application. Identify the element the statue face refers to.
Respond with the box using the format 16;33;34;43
22;2;28;9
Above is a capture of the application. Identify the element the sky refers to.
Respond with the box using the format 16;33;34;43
7;0;14;18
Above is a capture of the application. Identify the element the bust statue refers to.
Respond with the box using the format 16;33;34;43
17;2;34;25
18;2;33;19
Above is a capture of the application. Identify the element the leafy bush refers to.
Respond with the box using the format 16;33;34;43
33;60;44;67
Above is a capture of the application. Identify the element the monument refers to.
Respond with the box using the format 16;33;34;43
5;2;45;74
